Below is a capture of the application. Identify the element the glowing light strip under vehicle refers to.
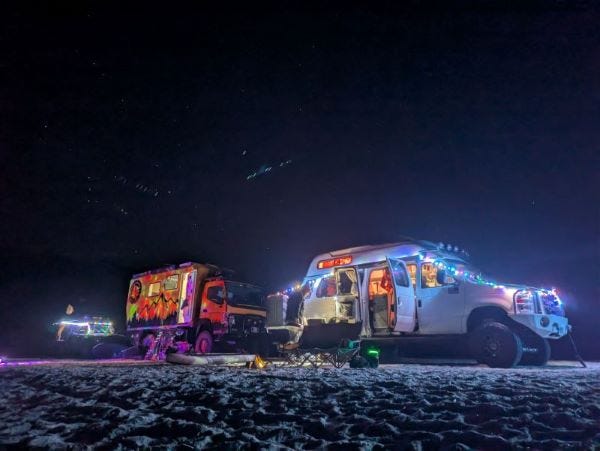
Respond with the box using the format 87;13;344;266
317;256;352;269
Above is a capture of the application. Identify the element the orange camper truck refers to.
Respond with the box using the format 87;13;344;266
126;262;268;357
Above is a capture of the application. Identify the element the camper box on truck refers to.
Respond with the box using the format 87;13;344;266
126;262;268;357
300;240;570;368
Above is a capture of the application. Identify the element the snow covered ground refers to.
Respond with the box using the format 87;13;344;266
0;360;598;449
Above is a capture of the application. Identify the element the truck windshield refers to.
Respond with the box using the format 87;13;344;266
225;282;265;308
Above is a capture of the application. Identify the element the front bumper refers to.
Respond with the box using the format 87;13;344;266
511;313;569;339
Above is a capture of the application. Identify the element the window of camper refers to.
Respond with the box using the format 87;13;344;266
420;262;455;288
148;282;161;297
316;275;337;298
421;263;441;288
163;274;179;290
337;269;358;295
301;279;315;299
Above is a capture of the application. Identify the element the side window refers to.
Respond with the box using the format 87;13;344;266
164;274;179;290
148;282;161;297
406;264;417;287
337;269;358;295
300;279;315;299
316;275;337;298
389;260;409;287
206;286;224;304
420;263;455;288
421;263;440;288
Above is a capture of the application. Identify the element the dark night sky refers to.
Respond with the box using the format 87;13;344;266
0;3;598;356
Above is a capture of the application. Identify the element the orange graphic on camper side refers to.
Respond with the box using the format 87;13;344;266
126;270;185;327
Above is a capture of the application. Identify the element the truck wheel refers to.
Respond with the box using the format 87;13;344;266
194;331;213;354
469;322;523;368
518;330;551;366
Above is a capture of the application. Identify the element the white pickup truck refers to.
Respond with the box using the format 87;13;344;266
300;240;569;368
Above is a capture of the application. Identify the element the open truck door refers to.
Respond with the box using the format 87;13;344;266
386;257;416;333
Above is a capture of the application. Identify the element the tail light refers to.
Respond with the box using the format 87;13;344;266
514;290;535;313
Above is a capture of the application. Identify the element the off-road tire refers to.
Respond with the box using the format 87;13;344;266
469;321;523;368
517;329;551;366
194;331;213;354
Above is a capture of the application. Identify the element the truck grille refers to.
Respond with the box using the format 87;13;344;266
229;315;265;334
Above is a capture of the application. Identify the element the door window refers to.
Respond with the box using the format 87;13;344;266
206;286;225;304
420;263;455;288
389;259;409;287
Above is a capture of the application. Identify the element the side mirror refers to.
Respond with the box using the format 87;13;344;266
436;269;446;285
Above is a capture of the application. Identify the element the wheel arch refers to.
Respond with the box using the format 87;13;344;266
195;319;213;340
466;306;510;333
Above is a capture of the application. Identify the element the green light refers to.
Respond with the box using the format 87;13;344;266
367;348;380;357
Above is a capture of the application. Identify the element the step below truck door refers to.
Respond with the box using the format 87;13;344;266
386;257;416;333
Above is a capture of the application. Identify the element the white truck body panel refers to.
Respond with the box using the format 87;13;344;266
416;280;465;334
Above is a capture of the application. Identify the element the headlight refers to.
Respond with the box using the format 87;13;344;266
539;290;566;316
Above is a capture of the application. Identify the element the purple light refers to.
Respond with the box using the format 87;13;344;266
0;359;54;367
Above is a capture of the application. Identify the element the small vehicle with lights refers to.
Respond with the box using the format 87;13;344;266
52;316;132;358
296;239;569;368
56;316;115;338
126;262;269;359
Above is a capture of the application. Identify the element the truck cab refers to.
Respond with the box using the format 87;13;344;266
301;240;570;367
195;278;267;353
126;263;267;358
